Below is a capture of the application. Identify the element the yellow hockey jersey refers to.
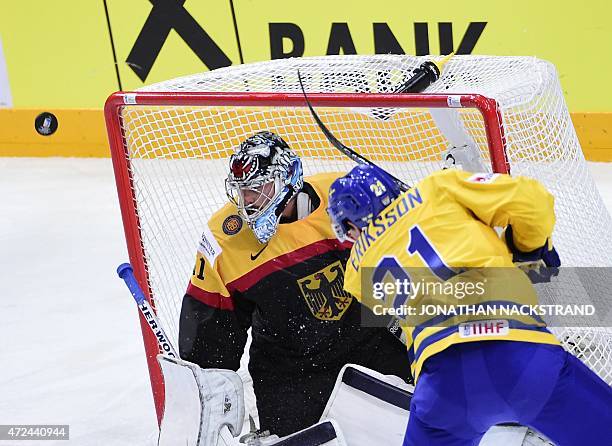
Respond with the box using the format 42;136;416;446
343;169;561;380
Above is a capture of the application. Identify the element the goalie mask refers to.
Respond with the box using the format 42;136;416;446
225;131;303;244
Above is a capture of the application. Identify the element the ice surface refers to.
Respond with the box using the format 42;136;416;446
2;158;612;445
0;159;157;446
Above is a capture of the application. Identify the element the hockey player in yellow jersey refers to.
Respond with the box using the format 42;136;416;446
327;164;612;446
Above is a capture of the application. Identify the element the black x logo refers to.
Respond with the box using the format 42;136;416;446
126;0;233;82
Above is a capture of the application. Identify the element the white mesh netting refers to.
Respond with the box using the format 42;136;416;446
112;55;611;393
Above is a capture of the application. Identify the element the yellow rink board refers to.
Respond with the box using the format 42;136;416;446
2;1;611;112
0;109;610;161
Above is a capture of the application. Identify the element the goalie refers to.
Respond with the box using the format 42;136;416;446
178;131;412;437
327;165;612;445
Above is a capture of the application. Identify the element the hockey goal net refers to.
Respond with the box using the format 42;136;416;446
105;55;612;423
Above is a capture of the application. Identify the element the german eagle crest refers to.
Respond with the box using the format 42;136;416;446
297;261;353;321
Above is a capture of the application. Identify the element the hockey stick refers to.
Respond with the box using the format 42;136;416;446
296;55;453;192
297;70;410;192
367;53;455;121
117;263;178;358
393;53;454;93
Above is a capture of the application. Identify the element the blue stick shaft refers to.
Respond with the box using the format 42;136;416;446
117;263;178;358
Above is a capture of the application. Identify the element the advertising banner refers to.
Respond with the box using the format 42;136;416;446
0;1;610;110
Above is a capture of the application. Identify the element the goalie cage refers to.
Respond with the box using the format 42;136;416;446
104;55;612;427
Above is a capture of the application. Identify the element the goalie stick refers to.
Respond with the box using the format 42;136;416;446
118;264;248;446
117;263;178;358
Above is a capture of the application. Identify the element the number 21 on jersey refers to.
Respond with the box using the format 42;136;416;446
372;225;456;313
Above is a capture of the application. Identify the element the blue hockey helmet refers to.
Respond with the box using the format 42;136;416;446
327;164;402;241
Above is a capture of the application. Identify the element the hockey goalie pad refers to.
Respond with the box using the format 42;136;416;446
320;364;548;446
320;364;414;446
244;419;347;446
271;419;346;446
157;355;244;446
481;425;555;446
480;425;530;445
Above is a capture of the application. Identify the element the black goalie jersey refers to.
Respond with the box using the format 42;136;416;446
178;173;411;434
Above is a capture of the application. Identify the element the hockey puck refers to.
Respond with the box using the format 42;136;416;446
35;112;58;136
